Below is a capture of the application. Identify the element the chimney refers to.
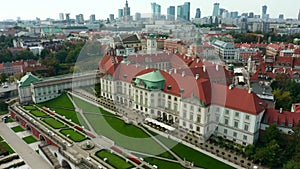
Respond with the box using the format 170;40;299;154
195;74;199;80
279;108;283;114
146;65;149;69
203;65;206;72
169;69;172;74
248;88;252;94
216;64;219;71
283;67;286;73
197;58;200;63
182;71;186;77
174;68;177;74
229;84;234;90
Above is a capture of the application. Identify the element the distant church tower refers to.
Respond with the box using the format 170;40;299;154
147;33;157;54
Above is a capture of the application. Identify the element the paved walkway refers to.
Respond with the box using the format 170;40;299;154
0;122;52;169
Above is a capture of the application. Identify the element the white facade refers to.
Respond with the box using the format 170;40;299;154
211;40;240;62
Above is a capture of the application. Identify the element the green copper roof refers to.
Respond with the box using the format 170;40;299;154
18;72;41;87
136;70;165;82
134;70;165;90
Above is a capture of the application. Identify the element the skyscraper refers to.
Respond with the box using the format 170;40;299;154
212;3;220;16
195;8;201;18
123;0;131;21
65;13;70;23
59;13;64;21
151;2;161;20
135;12;141;21
249;12;254;18
90;14;96;23
182;2;190;21
298;10;300;21
177;5;183;20
279;14;284;20
109;14;115;22
124;0;131;16
76;14;84;24
262;5;267;19
118;9;124;18
167;6;175;21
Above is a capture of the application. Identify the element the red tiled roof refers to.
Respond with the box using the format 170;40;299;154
263;108;300;128
212;83;266;115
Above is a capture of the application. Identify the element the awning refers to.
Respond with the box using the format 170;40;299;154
145;118;175;131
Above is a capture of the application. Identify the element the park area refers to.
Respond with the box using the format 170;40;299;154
95;150;134;169
42;117;66;129
34;93;233;169
22;135;38;144
11;126;25;133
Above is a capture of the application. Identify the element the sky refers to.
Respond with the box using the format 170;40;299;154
1;0;299;21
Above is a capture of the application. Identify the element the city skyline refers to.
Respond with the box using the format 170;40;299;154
1;0;300;21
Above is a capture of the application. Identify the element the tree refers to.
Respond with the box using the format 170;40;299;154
284;160;300;169
254;140;282;168
0;100;8;112
55;50;67;63
244;144;255;160
16;50;37;60
262;124;282;145
40;49;50;59
0;73;8;83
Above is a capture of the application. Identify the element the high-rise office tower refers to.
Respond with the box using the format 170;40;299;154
90;14;96;23
279;14;284;20
182;2;190;21
212;3;220;16
135;12;141;21
230;11;238;18
118;9;124;18
262;5;267;19
167;6;175;21
177;5;183;20
151;2;161;20
195;8;201;18
76;14;84;24
219;8;225;16
249;12;254;18
109;14;115;22
298;10;300;21
65;13;70;23
59;13;64;21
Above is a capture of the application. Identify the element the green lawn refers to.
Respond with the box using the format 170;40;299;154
1;141;15;154
43;117;65;129
0;136;3;141
23;105;36;110
11;126;25;133
4;117;14;123
72;96;175;158
30;110;48;117
144;157;183;169
22;135;38;144
95;150;134;169
60;129;87;142
154;134;234;169
40;93;75;109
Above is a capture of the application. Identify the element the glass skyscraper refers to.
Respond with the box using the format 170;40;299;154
167;6;175;21
212;3;220;16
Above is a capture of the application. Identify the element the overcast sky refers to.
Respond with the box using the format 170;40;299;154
1;0;299;21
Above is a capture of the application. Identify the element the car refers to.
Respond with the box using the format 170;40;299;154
2;85;8;88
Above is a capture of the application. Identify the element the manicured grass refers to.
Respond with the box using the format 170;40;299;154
23;105;36;110
22;135;38;144
72;96;174;158
1;141;15;154
95;150;134;169
4;117;14;123
155;134;234;169
144;157;183;169
48;107;80;125
43;117;65;129
60;129;87;142
30;110;48;117
11;126;25;133
41;93;75;109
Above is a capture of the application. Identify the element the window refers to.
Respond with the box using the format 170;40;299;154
196;126;200;132
189;113;193;121
216;107;220;112
197;115;201;123
225;109;229;115
245;115;250;120
224;129;227;134
189;124;193;129
174;97;177;101
183;104;187;108
190;105;194;111
234;121;239;128
183;121;186;127
235;112;239;117
243;135;247;140
183;111;187;118
244;123;249;131
224;118;229;125
233;132;237;137
168;95;171;100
